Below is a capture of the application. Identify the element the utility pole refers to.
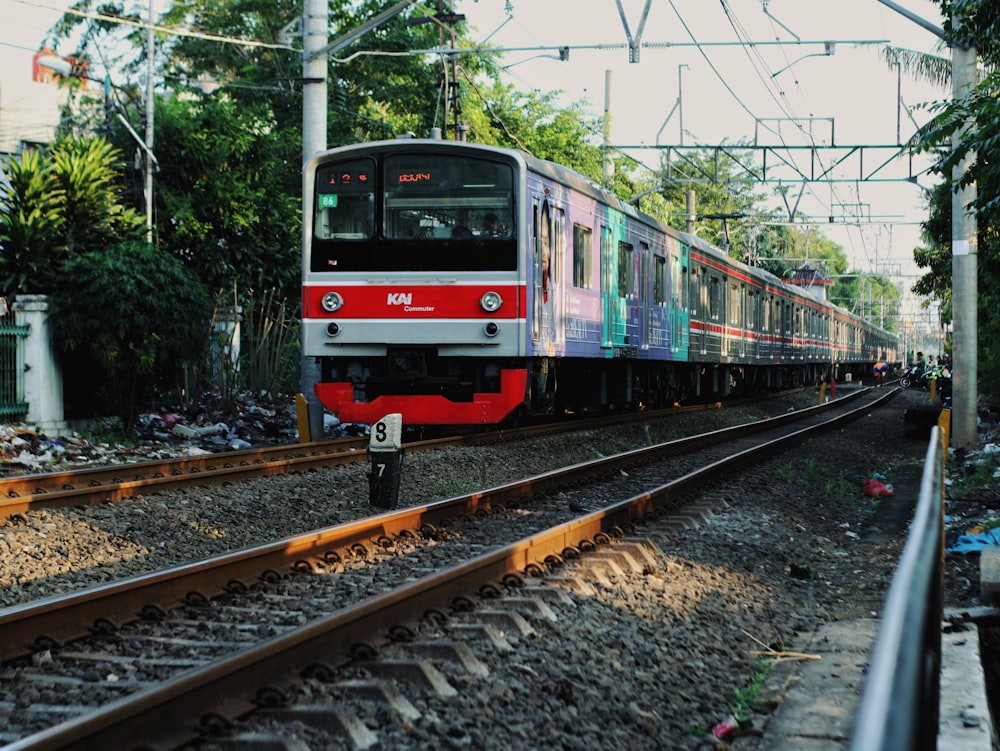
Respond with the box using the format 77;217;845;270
300;0;329;441
877;0;978;450
950;36;978;450
298;1;411;440
144;0;154;242
603;69;614;186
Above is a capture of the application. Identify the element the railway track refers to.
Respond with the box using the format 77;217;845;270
0;387;895;750
0;392;806;520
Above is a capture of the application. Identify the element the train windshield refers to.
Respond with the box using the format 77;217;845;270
383;154;513;242
314;157;376;241
311;151;516;273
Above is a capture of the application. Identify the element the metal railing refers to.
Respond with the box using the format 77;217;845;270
0;304;29;419
849;424;946;751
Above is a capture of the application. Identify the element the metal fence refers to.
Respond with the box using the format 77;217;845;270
849;423;947;751
0;301;29;419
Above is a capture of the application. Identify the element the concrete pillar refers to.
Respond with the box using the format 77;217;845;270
13;294;65;431
211;306;242;386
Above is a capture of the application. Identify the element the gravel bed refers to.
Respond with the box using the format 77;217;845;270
0;387;990;750
0;390;823;609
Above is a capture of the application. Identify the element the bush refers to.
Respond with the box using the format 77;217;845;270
49;240;212;431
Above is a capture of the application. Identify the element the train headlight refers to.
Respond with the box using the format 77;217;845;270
327;322;340;337
480;291;503;313
321;291;343;313
484;322;500;337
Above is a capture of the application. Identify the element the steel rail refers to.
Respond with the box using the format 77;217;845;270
1;388;895;751
0;387;876;664
0;390;808;518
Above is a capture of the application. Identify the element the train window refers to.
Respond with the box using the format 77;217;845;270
653;255;667;305
572;224;593;288
314;157;375;240
382;154;513;240
617;241;634;298
552;207;565;286
709;276;721;320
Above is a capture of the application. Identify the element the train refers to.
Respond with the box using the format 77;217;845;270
301;137;897;427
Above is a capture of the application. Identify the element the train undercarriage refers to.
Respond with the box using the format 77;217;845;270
316;351;843;428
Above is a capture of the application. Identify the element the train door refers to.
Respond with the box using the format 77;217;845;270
600;218;628;349
693;265;707;355
763;294;773;362
781;297;789;359
532;198;556;344
727;282;743;359
673;251;689;358
640;241;650;349
551;205;565;349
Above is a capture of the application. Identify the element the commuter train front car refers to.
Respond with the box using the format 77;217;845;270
302;139;896;427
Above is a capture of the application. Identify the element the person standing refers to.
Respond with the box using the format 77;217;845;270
872;361;888;387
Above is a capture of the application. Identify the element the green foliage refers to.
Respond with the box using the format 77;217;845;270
51;137;147;252
951;454;1000;494
432;477;479;497
731;661;773;721
0;137;143;295
49;240;212;431
152;94;301;298
79;416;132;448
240;289;301;398
0;149;65;294
908;0;1000;400
824;477;857;501
461;78;606;176
775;462;797;485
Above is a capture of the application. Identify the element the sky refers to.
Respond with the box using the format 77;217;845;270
1;0;952;327
453;0;951;328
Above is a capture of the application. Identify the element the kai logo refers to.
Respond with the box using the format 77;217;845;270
386;292;413;305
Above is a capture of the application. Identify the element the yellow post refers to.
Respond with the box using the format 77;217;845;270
295;393;311;443
818;381;827;404
938;408;951;457
930;378;937;399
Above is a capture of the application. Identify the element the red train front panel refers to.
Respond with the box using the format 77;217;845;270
302;141;530;426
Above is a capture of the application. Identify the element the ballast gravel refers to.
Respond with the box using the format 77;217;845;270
0;387;977;750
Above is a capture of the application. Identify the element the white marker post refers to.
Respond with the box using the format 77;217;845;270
367;413;404;508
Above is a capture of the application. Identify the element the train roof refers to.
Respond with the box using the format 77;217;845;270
314;137;642;219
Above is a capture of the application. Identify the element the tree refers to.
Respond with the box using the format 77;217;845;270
49;240;212;431
0;150;65;294
907;0;1000;393
0;137;144;295
153;93;301;298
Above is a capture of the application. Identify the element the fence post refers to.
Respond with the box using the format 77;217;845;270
12;294;65;431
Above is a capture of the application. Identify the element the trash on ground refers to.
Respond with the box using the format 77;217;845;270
862;478;895;498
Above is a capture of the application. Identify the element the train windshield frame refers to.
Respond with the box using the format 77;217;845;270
311;151;517;273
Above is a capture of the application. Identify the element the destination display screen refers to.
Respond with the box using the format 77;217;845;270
316;158;374;195
387;168;437;187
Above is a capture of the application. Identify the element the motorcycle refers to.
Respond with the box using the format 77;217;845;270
899;361;953;405
899;363;924;389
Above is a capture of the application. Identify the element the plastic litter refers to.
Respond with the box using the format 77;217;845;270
712;716;740;739
862;478;895;498
948;528;1000;554
172;422;228;439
